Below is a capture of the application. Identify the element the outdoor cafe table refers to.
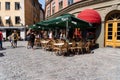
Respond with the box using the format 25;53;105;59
68;42;72;45
68;42;80;45
54;43;64;46
53;43;64;55
40;40;50;49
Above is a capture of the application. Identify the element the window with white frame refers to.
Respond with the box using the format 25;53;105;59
47;6;50;17
15;16;20;24
59;0;63;10
68;0;73;6
5;2;10;10
15;2;20;10
52;1;55;14
5;17;10;24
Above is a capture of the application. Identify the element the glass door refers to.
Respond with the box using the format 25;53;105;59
105;22;115;47
114;22;120;47
116;23;120;41
105;11;120;47
105;21;120;47
107;23;113;40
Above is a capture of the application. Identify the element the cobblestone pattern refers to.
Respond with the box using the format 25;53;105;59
0;41;120;80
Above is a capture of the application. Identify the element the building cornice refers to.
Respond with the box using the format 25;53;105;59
0;27;25;30
46;0;112;20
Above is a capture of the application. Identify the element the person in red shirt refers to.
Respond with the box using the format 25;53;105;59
0;30;3;49
73;28;82;41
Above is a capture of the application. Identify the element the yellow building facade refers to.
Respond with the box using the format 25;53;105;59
0;0;43;40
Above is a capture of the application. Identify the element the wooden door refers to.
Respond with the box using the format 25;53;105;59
105;20;120;47
114;22;120;47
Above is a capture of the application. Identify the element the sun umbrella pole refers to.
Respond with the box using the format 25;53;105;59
66;21;68;41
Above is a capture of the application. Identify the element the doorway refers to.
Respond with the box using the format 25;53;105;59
6;29;20;39
105;11;120;48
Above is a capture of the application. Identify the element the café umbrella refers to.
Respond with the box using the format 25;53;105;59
36;14;92;30
29;24;47;30
36;14;92;37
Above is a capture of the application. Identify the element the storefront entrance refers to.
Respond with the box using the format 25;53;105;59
6;29;20;37
105;11;120;47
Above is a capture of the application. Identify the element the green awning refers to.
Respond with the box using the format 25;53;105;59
29;24;49;30
36;14;92;30
29;24;41;30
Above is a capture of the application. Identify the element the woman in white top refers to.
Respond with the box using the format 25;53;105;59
49;31;53;39
60;31;66;40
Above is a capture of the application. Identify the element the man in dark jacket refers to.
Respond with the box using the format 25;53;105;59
30;31;35;49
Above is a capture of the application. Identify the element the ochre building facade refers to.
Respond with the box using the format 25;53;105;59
0;0;44;40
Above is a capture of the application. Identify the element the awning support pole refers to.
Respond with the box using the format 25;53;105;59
66;21;69;41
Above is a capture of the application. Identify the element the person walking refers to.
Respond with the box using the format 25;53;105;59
29;31;35;49
26;29;32;48
11;30;19;48
8;35;14;47
0;30;3;49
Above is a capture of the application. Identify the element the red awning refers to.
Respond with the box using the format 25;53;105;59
77;9;101;24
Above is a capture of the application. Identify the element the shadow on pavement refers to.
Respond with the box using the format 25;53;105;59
0;48;6;51
0;53;5;57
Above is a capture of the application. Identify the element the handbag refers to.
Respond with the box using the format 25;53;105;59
26;35;31;41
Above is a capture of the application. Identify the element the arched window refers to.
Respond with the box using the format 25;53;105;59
106;11;120;21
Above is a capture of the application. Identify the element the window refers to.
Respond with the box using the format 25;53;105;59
107;13;120;20
68;0;73;5
15;2;20;10
52;2;55;14
31;0;35;6
0;17;2;25
5;2;10;10
59;0;63;10
15;16;20;24
47;7;50;17
0;2;1;10
6;17;11;24
52;6;55;15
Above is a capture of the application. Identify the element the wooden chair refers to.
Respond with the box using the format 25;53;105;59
34;38;41;47
84;41;91;53
68;41;77;53
55;39;64;43
52;40;67;56
61;41;68;56
91;39;96;48
76;41;83;54
40;39;49;49
52;45;61;56
46;39;56;51
40;39;44;48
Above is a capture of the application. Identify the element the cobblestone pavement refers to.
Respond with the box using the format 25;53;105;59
0;41;120;80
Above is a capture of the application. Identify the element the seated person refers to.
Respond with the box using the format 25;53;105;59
73;28;82;41
86;32;95;45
